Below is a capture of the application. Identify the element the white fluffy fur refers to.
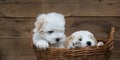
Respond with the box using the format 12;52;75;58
65;31;104;49
97;42;104;46
33;12;66;49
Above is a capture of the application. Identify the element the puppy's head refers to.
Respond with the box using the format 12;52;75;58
35;12;66;44
65;31;97;49
76;31;97;47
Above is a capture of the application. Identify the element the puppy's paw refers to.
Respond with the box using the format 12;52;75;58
72;41;81;48
36;40;49;50
97;42;104;46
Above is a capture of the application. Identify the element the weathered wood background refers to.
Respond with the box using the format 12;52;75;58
0;0;120;60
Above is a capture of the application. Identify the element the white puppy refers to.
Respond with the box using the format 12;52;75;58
64;31;104;49
32;12;66;49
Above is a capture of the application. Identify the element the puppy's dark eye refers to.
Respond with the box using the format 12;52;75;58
79;38;82;41
48;31;54;34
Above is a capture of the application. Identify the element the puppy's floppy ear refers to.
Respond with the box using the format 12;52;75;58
35;19;47;32
64;35;74;49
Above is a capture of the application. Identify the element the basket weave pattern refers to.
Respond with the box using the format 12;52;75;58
32;27;115;60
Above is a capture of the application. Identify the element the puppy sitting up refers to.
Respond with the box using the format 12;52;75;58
32;12;66;49
64;31;104;49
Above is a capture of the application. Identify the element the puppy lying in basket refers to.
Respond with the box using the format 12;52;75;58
64;31;104;49
32;12;66;49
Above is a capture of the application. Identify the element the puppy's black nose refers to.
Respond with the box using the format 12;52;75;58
87;41;91;46
56;38;60;42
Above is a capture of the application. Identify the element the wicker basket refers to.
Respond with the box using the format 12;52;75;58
32;27;115;60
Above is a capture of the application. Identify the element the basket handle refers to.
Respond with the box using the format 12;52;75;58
105;26;115;50
108;26;115;40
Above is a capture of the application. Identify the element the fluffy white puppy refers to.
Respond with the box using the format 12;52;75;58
32;12;66;49
64;31;104;49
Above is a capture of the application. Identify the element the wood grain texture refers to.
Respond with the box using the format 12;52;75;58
0;0;120;4
0;17;120;38
0;0;120;17
110;40;120;60
0;0;41;4
0;0;120;59
65;17;120;38
0;18;34;38
0;38;37;60
0;38;33;50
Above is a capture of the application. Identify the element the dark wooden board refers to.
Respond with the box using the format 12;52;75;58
0;0;120;60
0;17;120;38
0;0;120;17
0;0;120;4
0;38;37;60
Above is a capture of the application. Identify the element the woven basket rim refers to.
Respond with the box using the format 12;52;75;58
33;40;110;51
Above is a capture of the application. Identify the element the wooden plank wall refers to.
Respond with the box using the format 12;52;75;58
0;0;120;60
